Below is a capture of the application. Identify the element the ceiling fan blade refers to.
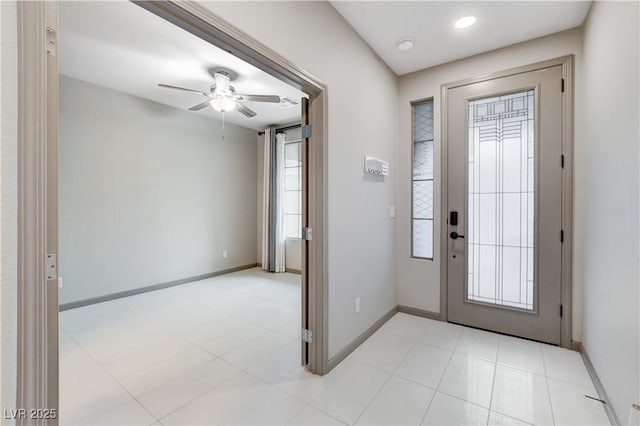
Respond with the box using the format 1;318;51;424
236;94;281;103
188;100;211;111
158;83;209;97
235;102;257;118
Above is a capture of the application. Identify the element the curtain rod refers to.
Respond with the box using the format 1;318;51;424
257;123;301;136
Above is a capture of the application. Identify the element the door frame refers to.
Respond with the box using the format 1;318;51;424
16;2;59;422
16;0;329;418
440;55;574;348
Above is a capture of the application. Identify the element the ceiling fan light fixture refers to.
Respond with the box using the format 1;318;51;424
210;97;236;112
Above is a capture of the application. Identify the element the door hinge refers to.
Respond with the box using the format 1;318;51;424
46;254;57;281
46;27;57;57
561;155;565;169
560;230;564;243
302;227;313;241
301;124;312;139
561;78;565;93
560;304;563;317
301;328;313;343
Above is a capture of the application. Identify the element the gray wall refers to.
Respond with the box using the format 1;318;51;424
396;28;584;340
204;1;399;359
59;76;258;304
579;2;639;423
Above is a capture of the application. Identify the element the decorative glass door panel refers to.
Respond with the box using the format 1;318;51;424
467;90;535;311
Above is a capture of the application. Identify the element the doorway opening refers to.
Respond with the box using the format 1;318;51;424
15;0;328;419
55;2;316;423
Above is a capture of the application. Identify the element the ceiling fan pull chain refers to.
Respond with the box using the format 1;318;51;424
222;111;225;142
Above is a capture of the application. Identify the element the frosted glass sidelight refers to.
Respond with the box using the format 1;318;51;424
413;140;434;181
412;219;433;259
467;90;535;310
413;102;434;142
412;100;435;259
413;180;433;219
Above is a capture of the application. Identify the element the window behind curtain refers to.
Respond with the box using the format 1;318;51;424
284;139;302;239
412;100;434;259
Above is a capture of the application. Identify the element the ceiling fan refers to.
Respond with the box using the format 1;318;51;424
158;69;292;118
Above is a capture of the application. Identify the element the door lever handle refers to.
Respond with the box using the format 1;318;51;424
450;231;465;240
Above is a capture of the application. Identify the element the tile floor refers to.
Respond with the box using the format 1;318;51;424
59;268;610;425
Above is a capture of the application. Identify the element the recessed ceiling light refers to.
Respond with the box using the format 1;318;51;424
455;16;476;29
396;38;414;52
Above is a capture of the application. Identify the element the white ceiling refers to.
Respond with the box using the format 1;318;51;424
59;1;305;130
330;1;591;75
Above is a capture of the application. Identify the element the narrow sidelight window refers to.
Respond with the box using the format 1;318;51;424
412;100;434;259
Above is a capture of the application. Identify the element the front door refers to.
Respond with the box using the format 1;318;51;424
446;65;564;344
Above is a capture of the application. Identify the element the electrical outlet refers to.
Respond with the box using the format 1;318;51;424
58;277;63;289
223;250;228;259
355;297;361;314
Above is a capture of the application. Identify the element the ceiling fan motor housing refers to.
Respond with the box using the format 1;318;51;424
211;70;235;96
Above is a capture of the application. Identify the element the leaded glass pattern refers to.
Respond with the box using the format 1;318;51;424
467;90;535;310
414;102;434;142
412;100;434;259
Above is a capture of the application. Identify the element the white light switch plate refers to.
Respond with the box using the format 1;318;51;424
389;206;396;218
